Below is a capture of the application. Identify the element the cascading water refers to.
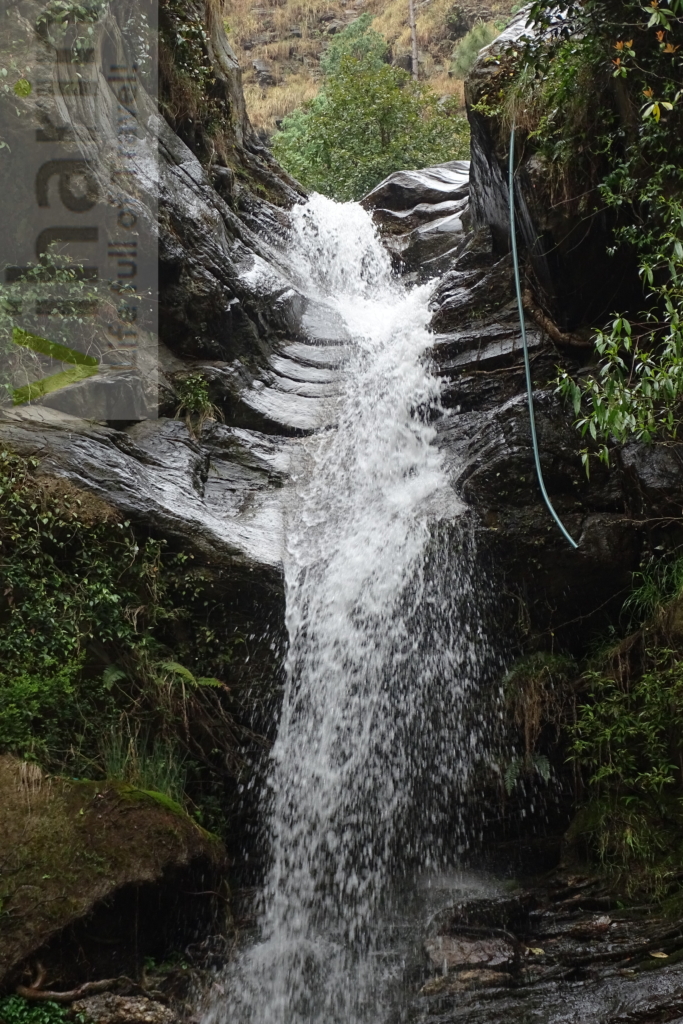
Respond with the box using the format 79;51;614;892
206;195;497;1024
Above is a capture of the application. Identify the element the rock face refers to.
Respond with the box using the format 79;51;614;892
364;156;679;648
363;162;471;278
465;12;639;330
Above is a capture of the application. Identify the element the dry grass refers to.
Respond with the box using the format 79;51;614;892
225;0;339;128
244;73;320;126
430;72;464;102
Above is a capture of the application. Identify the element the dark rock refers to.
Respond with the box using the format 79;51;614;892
410;877;683;1024
385;209;469;274
425;224;641;645
393;53;414;72
363;163;470;278
252;58;276;86
372;198;469;234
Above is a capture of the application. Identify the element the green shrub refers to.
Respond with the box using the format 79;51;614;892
173;372;221;435
273;15;470;202
273;56;469;201
0;446;253;833
567;561;683;887
451;21;503;80
102;730;187;802
319;13;388;77
0;998;73;1024
0;659;117;764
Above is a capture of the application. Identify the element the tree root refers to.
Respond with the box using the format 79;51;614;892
17;965;128;1003
522;289;593;349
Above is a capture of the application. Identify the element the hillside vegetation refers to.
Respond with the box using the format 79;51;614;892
225;0;515;133
271;15;470;198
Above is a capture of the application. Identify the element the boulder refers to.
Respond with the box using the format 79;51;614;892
362;163;470;278
362;161;470;212
0;756;224;988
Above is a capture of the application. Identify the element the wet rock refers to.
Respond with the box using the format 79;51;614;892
362;161;469;212
0;406;296;575
425;224;647;644
411;877;683;1023
425;935;515;969
362;163;470;278
420;969;512;996
372;199;468;234
385;211;469;275
70;996;179;1024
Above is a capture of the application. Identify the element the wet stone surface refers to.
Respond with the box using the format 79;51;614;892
408;876;683;1024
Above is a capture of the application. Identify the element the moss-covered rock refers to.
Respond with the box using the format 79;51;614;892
0;756;225;988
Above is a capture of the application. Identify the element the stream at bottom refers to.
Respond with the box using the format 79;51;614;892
203;195;500;1024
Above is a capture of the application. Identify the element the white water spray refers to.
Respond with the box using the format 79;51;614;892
207;195;494;1024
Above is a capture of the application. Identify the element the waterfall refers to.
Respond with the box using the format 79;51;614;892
206;195;495;1024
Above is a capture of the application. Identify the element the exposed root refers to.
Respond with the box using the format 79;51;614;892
522;288;593;349
17;965;120;1003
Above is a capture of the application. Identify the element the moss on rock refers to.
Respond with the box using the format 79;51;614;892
0;756;225;988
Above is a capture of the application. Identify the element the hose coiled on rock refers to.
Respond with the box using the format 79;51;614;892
508;127;578;550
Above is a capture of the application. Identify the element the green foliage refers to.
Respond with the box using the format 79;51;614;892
273;17;469;201
0;998;73;1024
503;752;551;793
623;554;683;623
574;653;683;797
507;0;683;464
174;372;213;417
102;731;187;803
161;0;214;91
319;13;388;77
571;650;683;881
0;446;254;834
568;559;683;885
504;651;576;756
0;450;161;671
0;659;114;766
273;55;469;201
451;21;503;79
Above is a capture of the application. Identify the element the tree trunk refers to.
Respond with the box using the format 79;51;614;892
408;0;418;80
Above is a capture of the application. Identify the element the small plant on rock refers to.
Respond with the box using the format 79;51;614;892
451;21;504;80
173;372;222;435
